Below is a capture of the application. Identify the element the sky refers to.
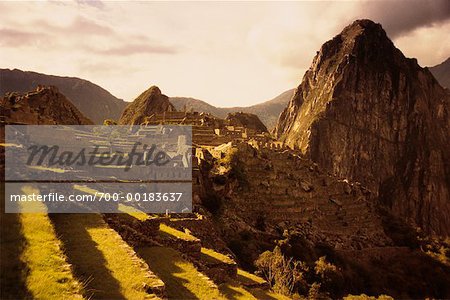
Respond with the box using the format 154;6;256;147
0;1;449;107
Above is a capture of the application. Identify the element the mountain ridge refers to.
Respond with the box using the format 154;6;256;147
275;19;450;235
170;89;294;129
430;57;450;89
119;86;175;125
0;85;93;125
0;68;126;124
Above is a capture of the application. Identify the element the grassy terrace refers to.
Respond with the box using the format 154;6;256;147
236;269;267;286
153;220;290;299
201;247;235;265
159;223;199;241
136;246;287;300
137;246;224;299
1;184;83;299
118;203;151;221
50;213;161;299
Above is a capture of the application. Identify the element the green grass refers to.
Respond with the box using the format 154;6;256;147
236;269;266;285
245;288;292;300
201;247;235;265
136;246;225;299
118;203;150;221
235;269;291;300
219;281;258;299
159;223;199;241
1;185;83;299
50;213;160;299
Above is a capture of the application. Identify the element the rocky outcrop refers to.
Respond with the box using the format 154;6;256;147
195;143;450;298
275;19;450;235
0;68;126;124
226;112;268;133
118;86;175;125
0;85;93;125
430;57;450;89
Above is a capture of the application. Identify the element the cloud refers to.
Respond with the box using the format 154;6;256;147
394;20;450;66
359;0;450;38
31;16;113;36
1;12;178;56
0;1;448;106
75;0;104;9
0;28;37;46
92;43;178;56
71;16;113;35
0;28;51;47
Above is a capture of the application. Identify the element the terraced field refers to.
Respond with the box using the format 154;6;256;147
1;182;287;299
1;184;83;299
0;138;288;299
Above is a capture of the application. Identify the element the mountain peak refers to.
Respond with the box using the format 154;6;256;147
344;19;382;31
275;19;450;235
118;85;175;125
1;85;93;125
313;19;397;72
145;85;162;95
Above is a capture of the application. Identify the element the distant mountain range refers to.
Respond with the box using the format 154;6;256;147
0;69;126;123
170;89;294;129
1;58;448;127
429;57;450;89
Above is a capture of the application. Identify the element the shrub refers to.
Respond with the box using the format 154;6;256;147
255;246;307;296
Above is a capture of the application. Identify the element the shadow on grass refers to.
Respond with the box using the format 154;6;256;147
50;214;125;300
218;283;251;300
245;288;278;300
0;184;32;299
135;246;199;299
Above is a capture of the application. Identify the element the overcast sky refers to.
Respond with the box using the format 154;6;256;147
1;1;449;106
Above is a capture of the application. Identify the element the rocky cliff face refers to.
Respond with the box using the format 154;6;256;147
0;69;126;123
275;19;450;235
118;86;175;125
0;86;93;125
225;112;268;133
195;143;450;298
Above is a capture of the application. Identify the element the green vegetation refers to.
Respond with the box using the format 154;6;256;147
255;246;346;298
420;236;450;267
219;147;248;187
237;269;267;285
117;203;150;221
1;184;83;299
50;213;158;299
201;247;235;265
136;246;225;299
256;246;305;296
218;282;258;299
159;223;199;241
19;211;84;299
